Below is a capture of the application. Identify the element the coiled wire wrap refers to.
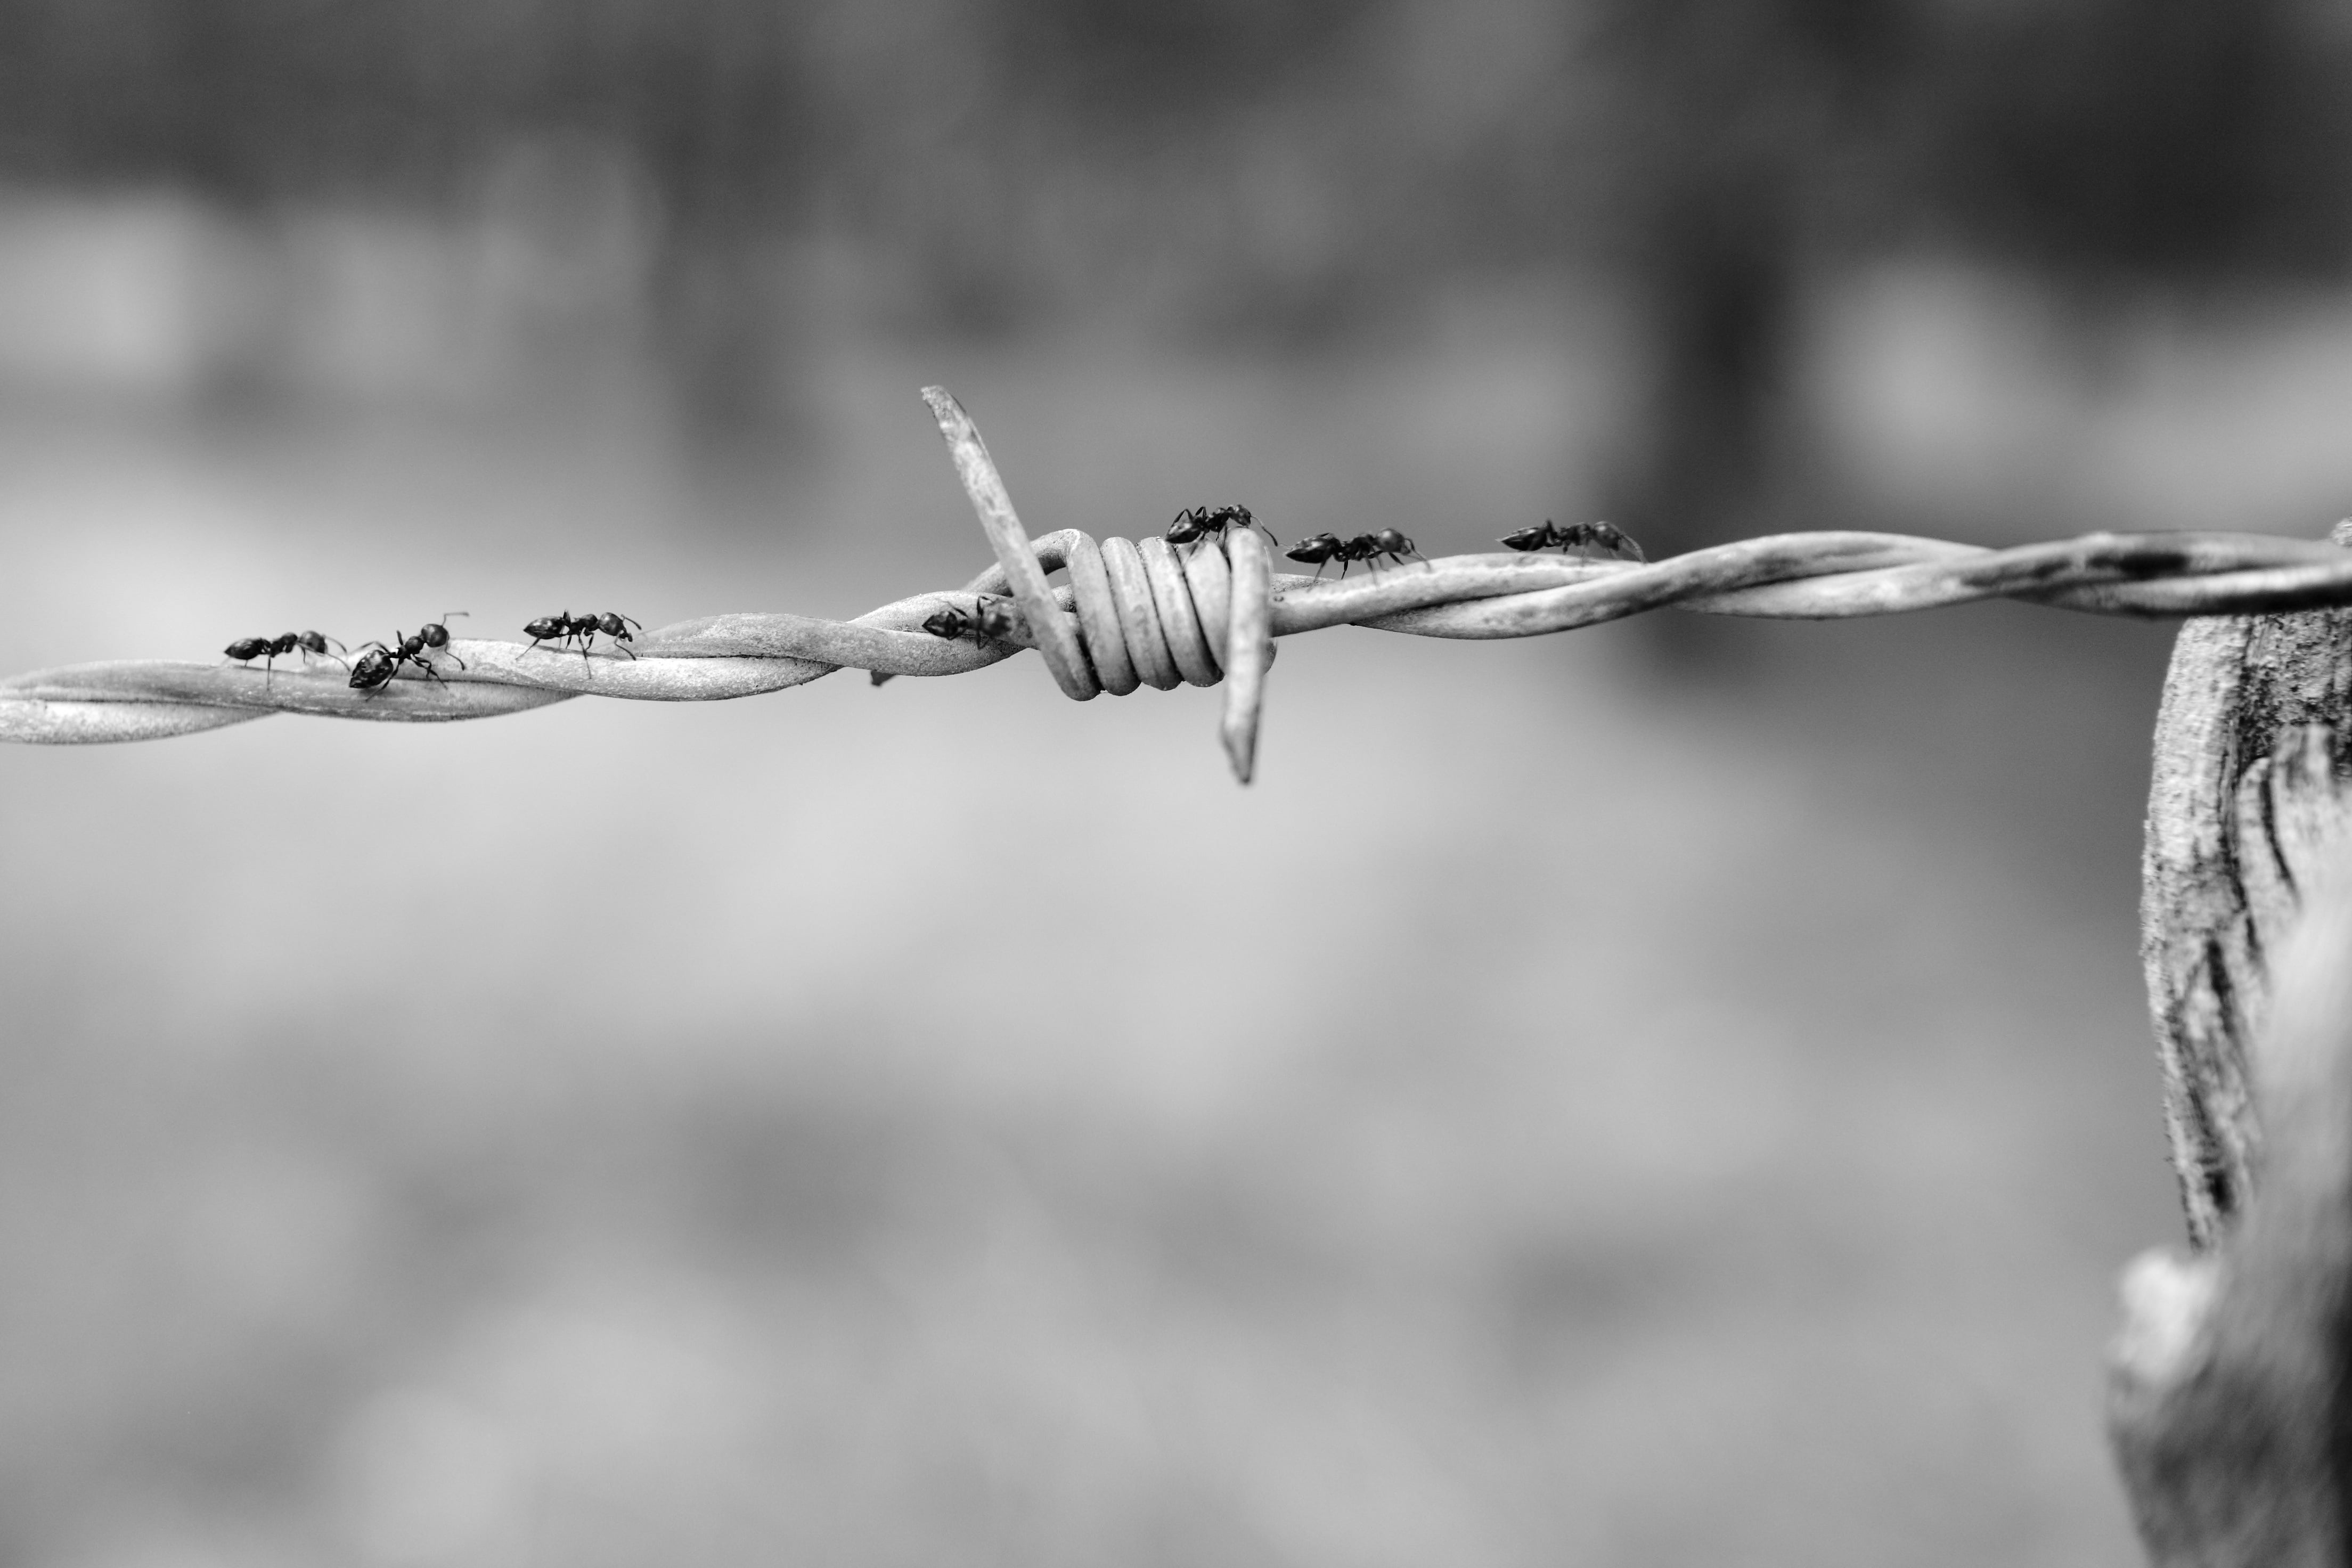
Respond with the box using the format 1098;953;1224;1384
7;383;2352;783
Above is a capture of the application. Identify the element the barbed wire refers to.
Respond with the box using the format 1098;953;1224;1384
7;385;2352;782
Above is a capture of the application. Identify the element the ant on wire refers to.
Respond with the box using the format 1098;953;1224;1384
1284;529;1429;579
348;613;468;693
920;595;1019;641
1166;504;1275;554
224;630;346;675
1499;520;1646;562
523;610;641;659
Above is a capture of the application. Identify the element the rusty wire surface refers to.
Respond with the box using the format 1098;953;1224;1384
6;385;2352;781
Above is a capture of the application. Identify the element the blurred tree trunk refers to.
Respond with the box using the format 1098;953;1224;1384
1578;0;1897;582
1605;187;1800;560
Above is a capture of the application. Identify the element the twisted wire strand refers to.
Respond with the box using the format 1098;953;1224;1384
6;383;2352;783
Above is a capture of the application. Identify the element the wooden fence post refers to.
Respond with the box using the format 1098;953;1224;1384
2115;529;2352;1564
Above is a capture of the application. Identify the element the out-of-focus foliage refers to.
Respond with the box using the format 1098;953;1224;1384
0;1;809;211
1913;0;2352;285
9;0;2349;301
6;0;2346;539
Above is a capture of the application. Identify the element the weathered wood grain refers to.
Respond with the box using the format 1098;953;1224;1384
2141;528;2352;1247
2117;523;2352;1564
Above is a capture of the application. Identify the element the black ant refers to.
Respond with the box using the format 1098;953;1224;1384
349;635;442;692
1499;520;1646;562
224;630;346;675
348;614;468;693
523;610;640;659
1286;529;1427;579
920;595;1019;641
1166;504;1275;554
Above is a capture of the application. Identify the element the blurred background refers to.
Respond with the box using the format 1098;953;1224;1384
2;0;2348;1562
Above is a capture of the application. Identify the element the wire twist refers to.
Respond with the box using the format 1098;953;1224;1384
9;385;2352;782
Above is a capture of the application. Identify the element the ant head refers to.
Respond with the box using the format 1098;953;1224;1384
920;608;968;640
